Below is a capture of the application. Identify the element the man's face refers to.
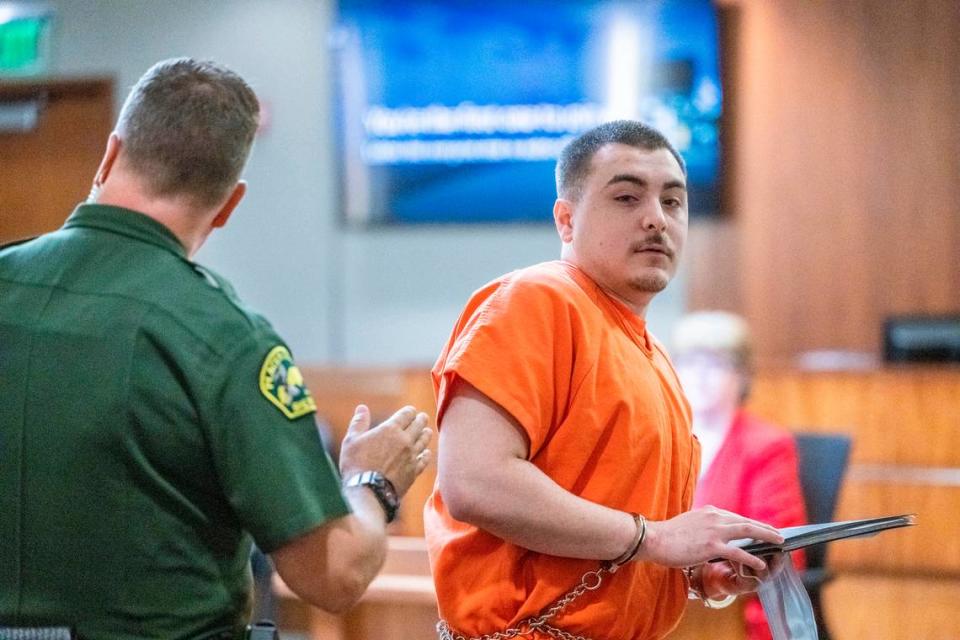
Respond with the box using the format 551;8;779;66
555;144;688;310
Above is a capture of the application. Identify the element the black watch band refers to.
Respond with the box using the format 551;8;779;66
344;471;400;523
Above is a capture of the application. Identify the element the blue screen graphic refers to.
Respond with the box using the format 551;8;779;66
333;0;723;224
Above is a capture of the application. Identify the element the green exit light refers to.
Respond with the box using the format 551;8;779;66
0;16;49;74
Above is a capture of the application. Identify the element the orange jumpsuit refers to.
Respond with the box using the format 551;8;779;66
426;261;700;640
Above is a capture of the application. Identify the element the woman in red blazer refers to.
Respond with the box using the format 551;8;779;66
673;312;807;640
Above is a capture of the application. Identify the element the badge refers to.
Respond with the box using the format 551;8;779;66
259;345;317;419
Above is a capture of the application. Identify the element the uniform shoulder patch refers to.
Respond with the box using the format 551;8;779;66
259;345;317;420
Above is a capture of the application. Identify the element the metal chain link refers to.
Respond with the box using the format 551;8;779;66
437;562;620;640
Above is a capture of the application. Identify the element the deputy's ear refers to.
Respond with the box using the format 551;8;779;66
92;132;122;187
553;198;574;243
212;181;247;228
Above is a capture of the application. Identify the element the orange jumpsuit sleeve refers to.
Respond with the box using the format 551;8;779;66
435;275;578;458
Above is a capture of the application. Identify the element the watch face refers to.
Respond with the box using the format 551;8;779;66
377;476;399;505
361;471;399;523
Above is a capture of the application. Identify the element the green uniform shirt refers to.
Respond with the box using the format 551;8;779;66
0;204;350;639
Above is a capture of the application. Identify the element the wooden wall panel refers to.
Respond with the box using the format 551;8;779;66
747;366;960;587
0;79;112;243
748;369;960;466
276;537;439;640
691;1;960;366
670;600;746;640
301;366;960;566
824;575;960;640
831;482;960;575
685;218;742;313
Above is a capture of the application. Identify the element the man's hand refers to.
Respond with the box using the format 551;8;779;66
698;553;787;598
271;404;431;614
638;506;784;573
339;404;432;496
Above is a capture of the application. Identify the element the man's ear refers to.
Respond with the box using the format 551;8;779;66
92;132;122;187
553;198;574;243
212;181;247;228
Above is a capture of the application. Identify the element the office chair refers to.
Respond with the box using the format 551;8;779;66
793;432;853;640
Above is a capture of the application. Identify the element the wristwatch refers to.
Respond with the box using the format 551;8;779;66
344;471;400;523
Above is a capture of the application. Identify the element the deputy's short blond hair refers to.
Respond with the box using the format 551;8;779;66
116;58;259;208
672;311;752;372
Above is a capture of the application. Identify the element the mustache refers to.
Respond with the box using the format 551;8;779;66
630;234;675;258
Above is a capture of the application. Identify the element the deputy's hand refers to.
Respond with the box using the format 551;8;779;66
638;506;784;573
339;404;432;496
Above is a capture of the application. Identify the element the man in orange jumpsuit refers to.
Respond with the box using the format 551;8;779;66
426;120;784;640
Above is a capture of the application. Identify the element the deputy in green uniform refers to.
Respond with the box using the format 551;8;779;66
0;58;432;639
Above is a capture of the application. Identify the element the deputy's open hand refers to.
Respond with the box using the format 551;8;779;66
339;404;432;496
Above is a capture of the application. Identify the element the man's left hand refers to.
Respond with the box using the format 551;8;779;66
700;553;787;598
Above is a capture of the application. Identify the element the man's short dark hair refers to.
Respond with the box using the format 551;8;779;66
555;120;686;200
116;58;260;207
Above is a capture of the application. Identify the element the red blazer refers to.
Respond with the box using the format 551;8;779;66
694;410;808;640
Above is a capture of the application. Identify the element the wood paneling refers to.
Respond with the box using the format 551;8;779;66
748;368;960;466
748;367;960;580
690;1;960;366
0;78;113;243
824;575;960;640
670;600;746;640
744;367;960;637
685;218;742;313
832;482;960;575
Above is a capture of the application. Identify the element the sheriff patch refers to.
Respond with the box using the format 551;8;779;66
259;345;317;420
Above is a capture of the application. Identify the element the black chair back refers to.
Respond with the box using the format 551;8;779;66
794;432;853;570
793;432;853;640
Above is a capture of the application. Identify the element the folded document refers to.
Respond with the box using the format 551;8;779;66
733;513;917;556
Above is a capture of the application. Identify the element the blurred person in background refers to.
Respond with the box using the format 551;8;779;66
0;58;432;639
673;311;807;640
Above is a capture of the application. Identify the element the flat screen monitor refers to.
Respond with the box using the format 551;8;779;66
332;0;723;225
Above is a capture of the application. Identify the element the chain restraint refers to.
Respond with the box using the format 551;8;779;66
436;514;647;640
437;561;619;640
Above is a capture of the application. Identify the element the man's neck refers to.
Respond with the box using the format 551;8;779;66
596;281;652;318
93;179;210;258
559;254;654;318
